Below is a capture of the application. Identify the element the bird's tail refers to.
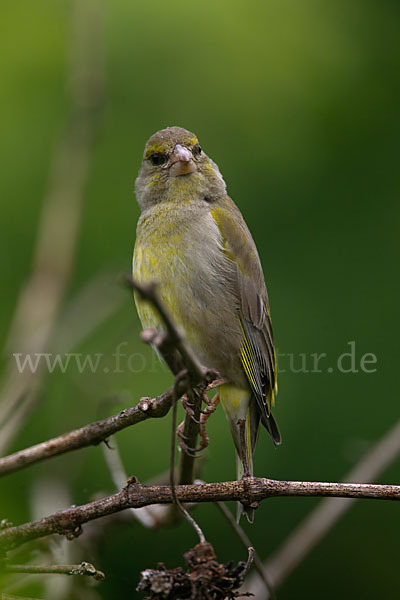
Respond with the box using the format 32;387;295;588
219;384;260;523
235;438;255;523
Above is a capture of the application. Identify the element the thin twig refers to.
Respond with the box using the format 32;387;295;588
215;502;276;600
243;547;255;577
3;562;104;581
169;380;206;543
0;477;398;553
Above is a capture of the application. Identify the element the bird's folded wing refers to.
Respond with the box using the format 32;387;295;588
211;197;281;444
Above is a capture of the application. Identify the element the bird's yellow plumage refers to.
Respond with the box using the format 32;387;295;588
133;126;281;522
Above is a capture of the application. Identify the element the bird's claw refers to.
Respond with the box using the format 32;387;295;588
177;421;207;456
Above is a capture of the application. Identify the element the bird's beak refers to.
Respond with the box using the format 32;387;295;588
168;144;197;177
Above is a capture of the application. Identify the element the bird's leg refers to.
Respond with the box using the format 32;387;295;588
177;421;197;457
175;370;200;422
237;418;251;478
181;394;196;419
200;391;220;415
174;370;198;456
197;392;220;449
177;419;207;455
181;394;201;425
177;392;219;454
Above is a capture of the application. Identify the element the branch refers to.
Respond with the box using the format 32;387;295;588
0;391;173;477
0;477;398;553
0;377;222;478
4;562;104;581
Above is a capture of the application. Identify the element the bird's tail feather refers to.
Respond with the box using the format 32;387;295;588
236;444;254;523
220;384;259;523
260;410;282;446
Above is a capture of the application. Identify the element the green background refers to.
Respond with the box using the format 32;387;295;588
1;1;399;598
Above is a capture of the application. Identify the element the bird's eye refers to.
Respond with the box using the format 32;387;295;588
193;144;202;156
148;152;167;166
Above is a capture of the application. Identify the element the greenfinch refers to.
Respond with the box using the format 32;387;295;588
133;126;281;521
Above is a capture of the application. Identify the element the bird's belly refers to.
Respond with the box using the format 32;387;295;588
133;221;244;383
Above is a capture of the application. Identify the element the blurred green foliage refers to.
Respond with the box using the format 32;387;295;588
0;1;399;598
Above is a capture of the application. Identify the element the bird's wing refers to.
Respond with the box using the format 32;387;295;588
211;197;281;445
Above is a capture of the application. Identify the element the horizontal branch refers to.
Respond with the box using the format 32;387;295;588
0;477;398;553
4;561;104;581
0;390;174;477
0;375;225;478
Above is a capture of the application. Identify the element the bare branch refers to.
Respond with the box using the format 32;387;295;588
4;562;104;581
0;391;172;477
243;547;255;577
0;378;223;478
0;477;398;553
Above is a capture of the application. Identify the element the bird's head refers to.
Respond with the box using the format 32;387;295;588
135;126;226;210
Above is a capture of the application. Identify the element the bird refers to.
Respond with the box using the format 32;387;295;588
132;126;281;521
